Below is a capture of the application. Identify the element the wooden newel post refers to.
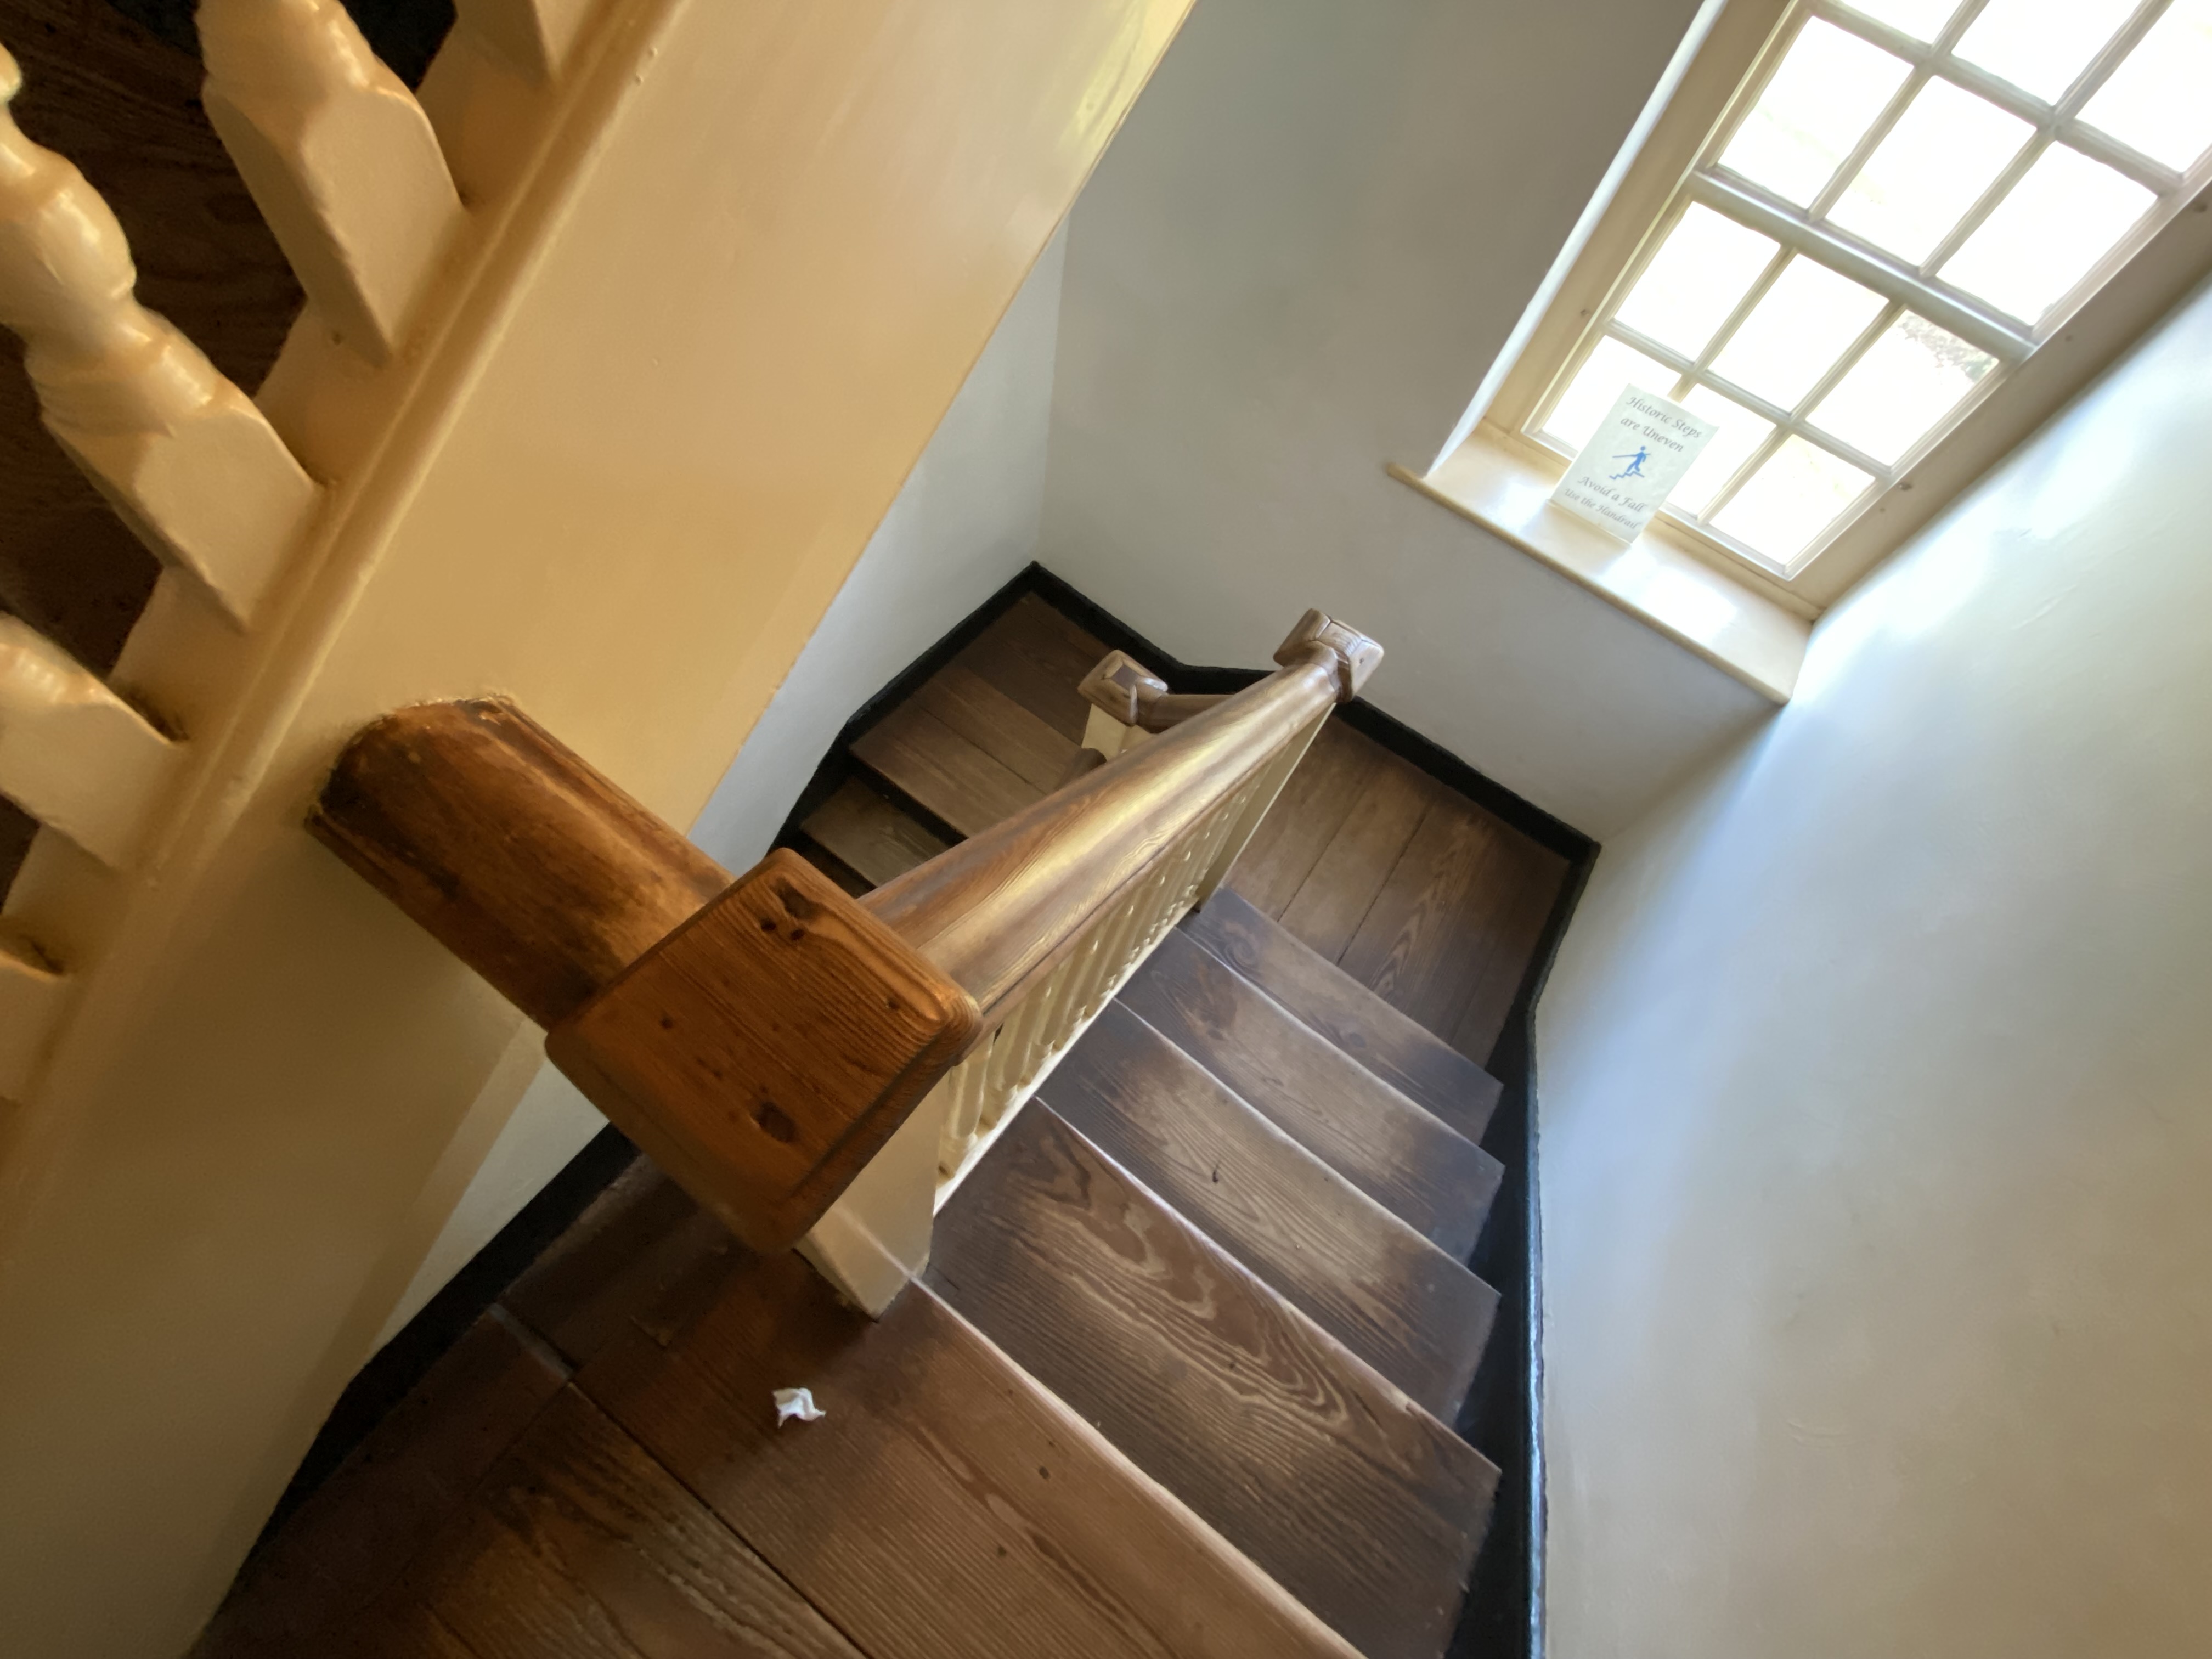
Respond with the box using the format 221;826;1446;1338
309;699;979;1253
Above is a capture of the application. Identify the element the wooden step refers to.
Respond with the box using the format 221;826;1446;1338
949;592;1110;743
1118;929;1502;1260
799;776;949;889
582;1248;1358;1659
927;1105;1497;1659
1041;1003;1497;1421
849;698;1040;838
1183;889;1504;1142
350;1387;866;1659
848;656;1081;840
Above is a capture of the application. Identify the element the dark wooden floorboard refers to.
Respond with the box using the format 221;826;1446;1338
502;1162;741;1373
1443;850;1567;1068
1338;798;1570;1066
913;665;1078;792
1118;931;1500;1259
1183;890;1503;1143
950;594;1108;742
850;702;1041;838
928;1105;1497;1659
195;1312;570;1659
1221;722;1372;918
1278;755;1438;963
343;1602;482;1659
582;1249;1357;1659
1041;1005;1497;1421
799;779;948;890
383;1389;864;1659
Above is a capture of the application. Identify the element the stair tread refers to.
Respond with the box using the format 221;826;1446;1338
950;592;1110;744
1185;889;1504;1143
1042;1002;1496;1421
363;1387;864;1659
197;1311;571;1658
913;663;1079;792
928;1104;1496;1659
850;699;1042;838
1118;929;1502;1259
800;776;950;889
582;1248;1357;1659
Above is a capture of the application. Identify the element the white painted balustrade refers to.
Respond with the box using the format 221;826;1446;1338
0;616;176;870
0;42;320;625
801;610;1377;1314
198;0;465;365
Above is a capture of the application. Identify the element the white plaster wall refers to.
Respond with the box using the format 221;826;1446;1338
1536;277;2212;1658
379;234;1066;1340
1039;0;1774;837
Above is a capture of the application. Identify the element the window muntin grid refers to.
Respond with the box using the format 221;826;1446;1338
1526;0;2212;578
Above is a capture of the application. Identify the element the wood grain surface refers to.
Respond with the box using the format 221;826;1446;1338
1184;890;1503;1142
1220;717;1570;1069
926;1105;1497;1659
502;1160;738;1372
1220;721;1370;917
195;1311;570;1659
1041;1003;1497;1421
582;1248;1360;1659
549;850;978;1252
950;593;1108;743
849;700;1042;837
398;1388;865;1659
913;664;1077;792
1338;803;1566;1064
311;699;732;1029
800;777;947;889
1118;929;1500;1259
1277;751;1435;961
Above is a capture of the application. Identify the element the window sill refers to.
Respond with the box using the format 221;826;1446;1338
1391;431;1809;704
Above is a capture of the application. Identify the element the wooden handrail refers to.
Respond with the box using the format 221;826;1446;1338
867;610;1376;1024
307;608;1378;1286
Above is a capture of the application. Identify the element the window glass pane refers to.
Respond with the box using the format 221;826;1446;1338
1708;256;1889;410
1668;386;1775;517
1615;206;1780;359
1808;313;1997;464
1710;436;1876;562
2079;0;2212;171
1953;0;2139;103
1718;20;1913;206
1842;0;1961;42
1538;335;1680;453
1826;78;2032;263
1938;143;2155;323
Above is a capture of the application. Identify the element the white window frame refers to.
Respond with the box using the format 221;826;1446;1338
1443;0;2212;618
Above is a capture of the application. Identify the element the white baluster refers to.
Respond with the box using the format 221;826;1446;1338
0;43;319;624
936;1049;989;1179
0;616;177;868
198;0;464;365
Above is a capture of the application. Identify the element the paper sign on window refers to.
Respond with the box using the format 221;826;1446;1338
1550;385;1719;541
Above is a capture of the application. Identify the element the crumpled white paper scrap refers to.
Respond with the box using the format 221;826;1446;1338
773;1386;826;1426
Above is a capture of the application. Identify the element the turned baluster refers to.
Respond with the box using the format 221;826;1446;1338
0;42;320;624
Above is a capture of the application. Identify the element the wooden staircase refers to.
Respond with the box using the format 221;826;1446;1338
204;872;1515;1659
200;594;1569;1659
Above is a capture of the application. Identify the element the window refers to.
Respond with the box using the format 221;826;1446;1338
1446;0;2212;619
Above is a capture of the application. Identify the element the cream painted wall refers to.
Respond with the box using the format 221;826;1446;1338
1038;0;1774;837
1537;277;2212;1658
380;230;1068;1343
